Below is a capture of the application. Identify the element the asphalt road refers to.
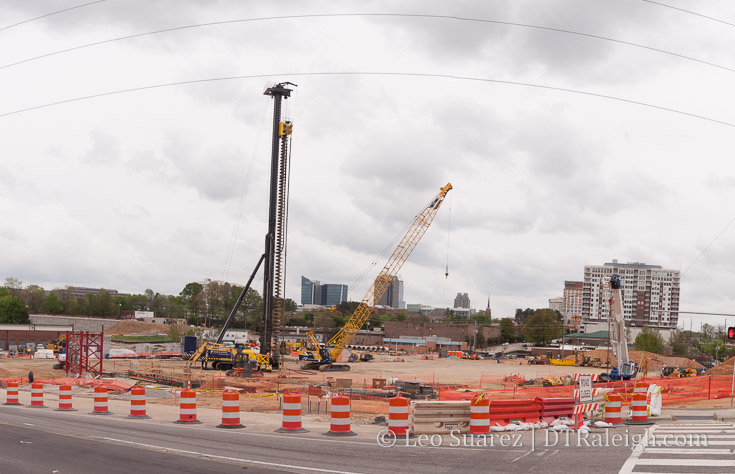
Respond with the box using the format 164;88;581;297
0;404;653;474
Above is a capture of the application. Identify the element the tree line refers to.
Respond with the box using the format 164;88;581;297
0;277;298;330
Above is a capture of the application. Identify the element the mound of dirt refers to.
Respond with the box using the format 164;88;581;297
707;357;735;375
580;349;704;370
107;320;171;336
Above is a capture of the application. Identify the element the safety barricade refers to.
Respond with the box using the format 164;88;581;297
217;390;244;429
56;385;75;411
276;392;307;433
411;400;470;435
388;395;410;436
536;397;574;423
634;381;648;395
91;386;111;415
175;389;201;424
604;393;623;425
626;393;653;425
128;386;150;419
488;399;542;426
4;381;21;406
325;395;356;436
29;382;47;408
469;396;490;435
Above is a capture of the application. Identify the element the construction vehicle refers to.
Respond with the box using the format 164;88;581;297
394;380;437;400
348;350;374;362
600;275;638;382
299;183;453;371
47;334;66;354
663;367;698;378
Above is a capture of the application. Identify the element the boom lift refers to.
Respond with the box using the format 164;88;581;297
300;183;453;371
605;275;638;381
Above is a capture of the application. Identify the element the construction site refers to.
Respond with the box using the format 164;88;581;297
3;82;735;432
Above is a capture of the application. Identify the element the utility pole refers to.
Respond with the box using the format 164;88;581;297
261;82;295;367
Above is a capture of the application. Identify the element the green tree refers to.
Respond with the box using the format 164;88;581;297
23;284;46;313
521;309;563;346
180;282;205;324
335;301;360;315
668;329;690;356
500;318;517;343
469;313;490;325
283;298;297;314
514;308;534;325
0;295;29;323
634;326;665;354
4;277;23;297
41;291;65;314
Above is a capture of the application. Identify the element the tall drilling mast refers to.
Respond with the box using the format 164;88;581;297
261;82;295;367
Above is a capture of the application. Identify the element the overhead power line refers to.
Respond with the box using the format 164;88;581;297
1;71;734;129
642;0;735;28
2;13;735;75
0;0;109;32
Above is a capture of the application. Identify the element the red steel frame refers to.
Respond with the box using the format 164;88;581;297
65;331;104;377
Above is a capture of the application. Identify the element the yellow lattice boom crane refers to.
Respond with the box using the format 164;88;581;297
300;183;452;371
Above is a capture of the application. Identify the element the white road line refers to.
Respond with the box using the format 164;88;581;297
634;459;735;467
643;448;732;454
97;437;362;474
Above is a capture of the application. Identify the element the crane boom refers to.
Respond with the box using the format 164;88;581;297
327;183;453;360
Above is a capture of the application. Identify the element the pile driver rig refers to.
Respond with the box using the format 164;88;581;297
186;82;295;372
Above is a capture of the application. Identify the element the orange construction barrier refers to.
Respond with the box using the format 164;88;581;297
470;395;490;434
626;393;653;425
128;386;150;419
217;390;244;429
175;389;201;424
537;398;574;423
29;382;47;408
488;399;541;426
604;393;623;425
388;395;409;436
55;385;75;411
325;395;356;436
4;381;21;406
91;386;111;415
276;392;307;433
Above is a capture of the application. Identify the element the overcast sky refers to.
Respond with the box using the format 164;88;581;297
2;0;735;329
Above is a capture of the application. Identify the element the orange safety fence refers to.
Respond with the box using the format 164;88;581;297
1;376;133;393
440;375;735;406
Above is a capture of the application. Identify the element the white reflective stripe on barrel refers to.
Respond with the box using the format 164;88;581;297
282;403;301;410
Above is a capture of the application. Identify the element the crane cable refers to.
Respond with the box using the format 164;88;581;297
445;192;452;279
222;98;270;282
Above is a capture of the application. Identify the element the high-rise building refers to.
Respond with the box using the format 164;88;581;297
548;297;563;313
322;284;348;306
301;276;319;305
301;276;347;306
582;260;680;328
377;276;404;309
563;281;584;329
454;292;470;309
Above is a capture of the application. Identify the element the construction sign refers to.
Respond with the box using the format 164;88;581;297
578;374;593;403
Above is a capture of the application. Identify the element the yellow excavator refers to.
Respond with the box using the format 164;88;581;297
299;183;452;371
